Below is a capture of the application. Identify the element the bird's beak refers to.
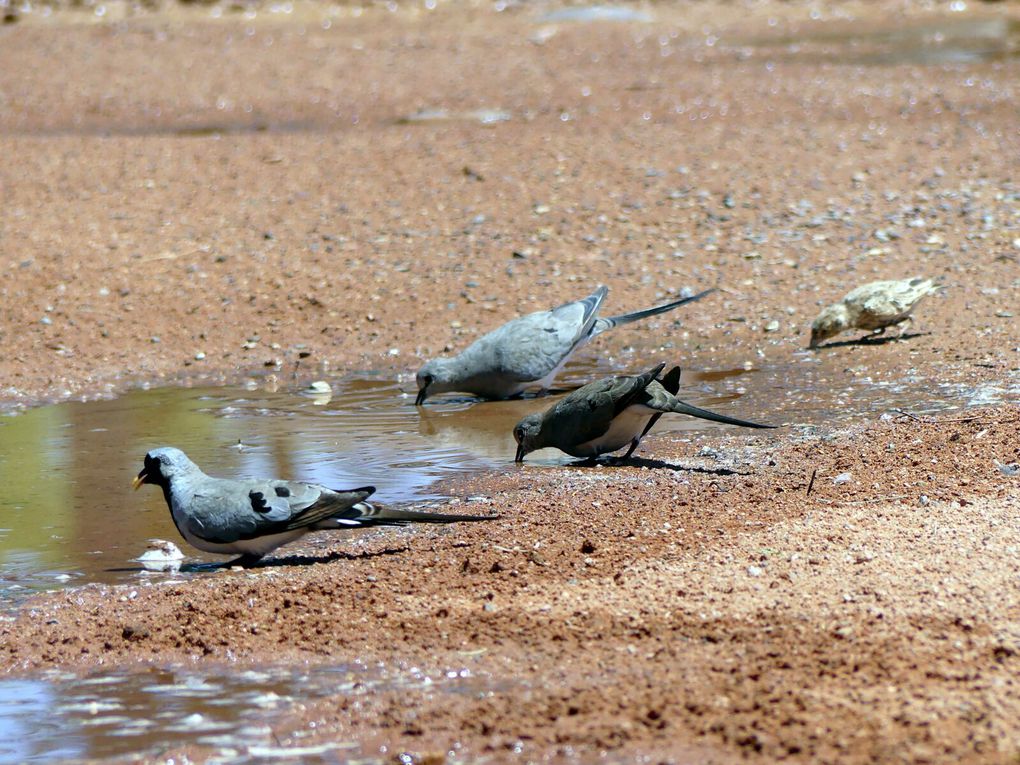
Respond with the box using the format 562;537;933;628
514;444;525;463
132;471;147;490
414;386;429;406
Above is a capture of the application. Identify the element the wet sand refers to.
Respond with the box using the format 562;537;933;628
1;0;1020;762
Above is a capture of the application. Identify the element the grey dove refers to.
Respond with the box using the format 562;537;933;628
513;363;775;462
810;277;941;348
134;447;495;567
415;285;715;404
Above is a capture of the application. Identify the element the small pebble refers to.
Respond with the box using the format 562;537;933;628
833;472;852;485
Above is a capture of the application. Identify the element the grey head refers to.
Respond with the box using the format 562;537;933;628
513;412;546;463
133;446;202;492
415;357;459;405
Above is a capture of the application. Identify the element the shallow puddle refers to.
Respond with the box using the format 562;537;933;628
0;661;493;763
0;354;1004;609
0;362;761;607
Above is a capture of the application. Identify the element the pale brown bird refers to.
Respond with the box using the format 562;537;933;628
809;277;941;348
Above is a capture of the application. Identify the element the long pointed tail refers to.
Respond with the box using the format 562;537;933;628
594;288;716;334
670;399;776;429
357;503;499;527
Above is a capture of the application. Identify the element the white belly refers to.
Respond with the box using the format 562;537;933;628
572;406;655;457
172;504;307;557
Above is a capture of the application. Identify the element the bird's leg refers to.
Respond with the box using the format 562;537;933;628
893;316;914;338
223;553;264;568
621;438;642;460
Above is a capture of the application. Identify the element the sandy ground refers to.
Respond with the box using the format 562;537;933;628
1;0;1020;762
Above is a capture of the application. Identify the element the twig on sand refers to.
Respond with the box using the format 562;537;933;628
806;468;817;497
891;408;923;422
892;408;1018;425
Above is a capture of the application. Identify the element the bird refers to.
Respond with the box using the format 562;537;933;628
133;447;496;567
809;277;941;348
415;285;716;404
513;363;776;462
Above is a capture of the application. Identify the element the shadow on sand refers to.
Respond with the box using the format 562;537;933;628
813;331;930;350
108;544;413;573
567;454;749;476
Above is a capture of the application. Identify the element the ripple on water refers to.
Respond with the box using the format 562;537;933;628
0;663;496;764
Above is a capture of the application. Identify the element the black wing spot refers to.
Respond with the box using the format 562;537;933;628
544;327;557;333
249;490;270;513
274;485;291;497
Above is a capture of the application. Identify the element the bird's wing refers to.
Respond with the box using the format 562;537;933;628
182;478;375;543
487;288;608;381
543;364;665;446
856;285;921;320
610;364;667;416
264;481;377;532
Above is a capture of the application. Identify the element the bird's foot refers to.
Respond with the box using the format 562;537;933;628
223;553;264;569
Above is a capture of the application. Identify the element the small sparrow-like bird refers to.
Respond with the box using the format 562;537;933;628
810;277;941;348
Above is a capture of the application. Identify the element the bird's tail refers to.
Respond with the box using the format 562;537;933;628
668;398;776;430
593;288;716;334
659;365;683;395
353;502;499;527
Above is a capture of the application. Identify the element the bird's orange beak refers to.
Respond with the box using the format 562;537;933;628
132;471;147;491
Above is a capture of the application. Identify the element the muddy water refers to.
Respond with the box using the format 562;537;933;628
1;353;1002;611
0;361;763;606
0;661;497;763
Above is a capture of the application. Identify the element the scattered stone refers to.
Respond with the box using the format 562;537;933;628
833;472;852;485
121;624;150;642
136;539;184;571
